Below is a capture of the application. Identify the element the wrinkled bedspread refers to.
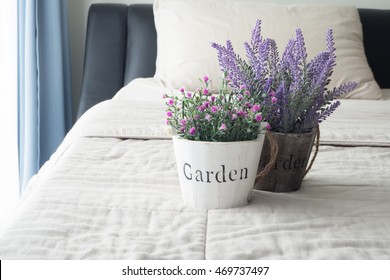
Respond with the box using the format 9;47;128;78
0;81;389;259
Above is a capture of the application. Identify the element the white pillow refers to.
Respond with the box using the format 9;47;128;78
153;0;382;99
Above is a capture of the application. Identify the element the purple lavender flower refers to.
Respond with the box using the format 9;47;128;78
211;20;356;133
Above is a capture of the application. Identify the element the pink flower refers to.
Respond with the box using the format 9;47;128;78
255;114;263;122
269;91;276;97
162;94;168;99
251;104;261;112
210;95;216;102
198;105;206;112
179;87;185;93
165;119;170;125
244;90;250;96
180;127;186;133
203;88;210;95
205;114;211;121
271;96;278;104
231;114;237;121
166;111;173;117
203;101;210;108
180;119;187;126
237;110;244;116
245;102;253;109
219;123;227;131
211;106;218;113
266;123;272;130
194;114;200;120
203;76;209;83
186;92;192;98
167;98;174;106
239;84;246;90
237;94;243;101
189;127;196;136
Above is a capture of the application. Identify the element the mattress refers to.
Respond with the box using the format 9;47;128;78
0;79;389;259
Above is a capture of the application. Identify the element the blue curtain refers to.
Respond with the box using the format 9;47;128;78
18;0;72;192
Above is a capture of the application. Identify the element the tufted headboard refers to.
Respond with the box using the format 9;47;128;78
77;4;390;119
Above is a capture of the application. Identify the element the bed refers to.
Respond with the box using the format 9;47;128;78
0;2;389;260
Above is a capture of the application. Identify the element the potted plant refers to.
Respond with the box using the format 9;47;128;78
212;20;357;192
164;75;276;209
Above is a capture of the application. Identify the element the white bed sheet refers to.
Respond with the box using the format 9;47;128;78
0;80;389;259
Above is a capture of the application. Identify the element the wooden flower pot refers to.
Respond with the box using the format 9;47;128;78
254;128;318;192
172;134;265;209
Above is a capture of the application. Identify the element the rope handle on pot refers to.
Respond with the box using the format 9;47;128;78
304;125;320;177
254;132;278;184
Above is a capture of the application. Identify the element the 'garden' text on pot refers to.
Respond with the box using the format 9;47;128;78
183;163;249;183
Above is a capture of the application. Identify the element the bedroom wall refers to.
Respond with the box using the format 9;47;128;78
68;0;390;122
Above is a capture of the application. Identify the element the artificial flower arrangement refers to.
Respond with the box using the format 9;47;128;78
163;73;272;142
211;19;357;134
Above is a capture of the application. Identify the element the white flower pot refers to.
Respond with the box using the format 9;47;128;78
172;134;265;209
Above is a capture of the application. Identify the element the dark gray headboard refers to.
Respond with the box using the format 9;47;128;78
77;4;390;119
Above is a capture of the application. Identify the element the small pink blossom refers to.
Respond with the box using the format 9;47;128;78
203;88;210;95
239;84;246;90
179;87;185;93
210;95;216;102
211;106;218;113
237;110;244;116
203;101;210;108
205;114;211;121
244;90;250;96
194;114;200;120
198;105;206;112
167;98;174;106
269;91;276;97
255;114;263;122
251;104;261;112
203;76;209;83
189;127;196;136
266;123;272;130
166;111;173;117
180;127;186;133
186;92;192;98
231;114;237;121
162;93;168;99
271;96;278;104
245;102;253;109
165;119;169;125
237;94;243;101
180;119;187;126
219;123;227;131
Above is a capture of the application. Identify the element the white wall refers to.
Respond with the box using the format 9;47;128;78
68;0;390;121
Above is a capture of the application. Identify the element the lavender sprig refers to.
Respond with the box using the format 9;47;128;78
212;20;357;134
